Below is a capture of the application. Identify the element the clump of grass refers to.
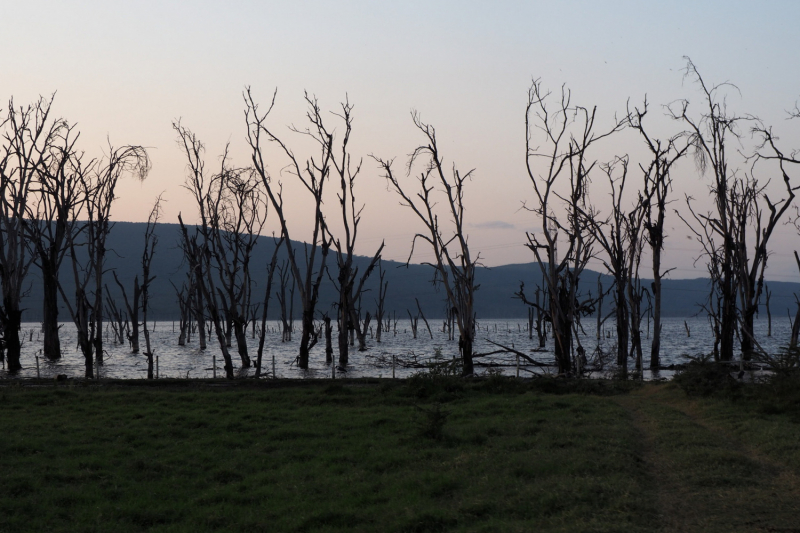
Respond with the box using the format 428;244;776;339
414;402;450;441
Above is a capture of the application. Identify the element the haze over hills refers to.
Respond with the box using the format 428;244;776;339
17;222;800;323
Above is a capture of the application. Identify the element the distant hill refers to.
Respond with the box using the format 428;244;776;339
17;221;800;321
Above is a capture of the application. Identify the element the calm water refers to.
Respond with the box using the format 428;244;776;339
0;316;792;380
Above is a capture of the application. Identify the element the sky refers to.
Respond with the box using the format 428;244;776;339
2;0;800;280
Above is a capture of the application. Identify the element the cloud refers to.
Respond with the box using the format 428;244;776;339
471;221;516;230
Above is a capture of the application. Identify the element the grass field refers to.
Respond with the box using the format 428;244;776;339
1;376;799;532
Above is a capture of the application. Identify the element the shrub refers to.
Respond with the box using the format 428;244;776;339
673;355;741;398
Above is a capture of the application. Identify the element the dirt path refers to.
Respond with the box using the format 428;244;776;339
615;388;689;532
616;385;800;532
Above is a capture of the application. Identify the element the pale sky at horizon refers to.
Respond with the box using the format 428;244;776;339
2;1;800;281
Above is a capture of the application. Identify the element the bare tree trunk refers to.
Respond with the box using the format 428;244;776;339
356;310;371;351
415;298;433;340
460;335;474;376
407;310;418;339
174;281;189;346
535;287;546;348
596;277;603;342
233;320;248;366
42;266;61;359
144;316;153;380
719;275;736;361
93;267;104;367
42;270;61;360
194;279;207;350
1;303;22;373
224;314;233;349
528;307;534;341
740;304;757;360
554;284;574;374
323;315;333;365
338;287;350;366
255;238;282;378
298;308;315;369
765;285;772;337
77;322;93;378
628;279;644;373
615;286;629;378
650;270;662;369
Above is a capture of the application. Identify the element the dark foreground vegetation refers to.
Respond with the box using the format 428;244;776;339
2;372;800;532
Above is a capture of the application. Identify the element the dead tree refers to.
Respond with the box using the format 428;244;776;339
245;89;331;370
91;145;150;368
139;197;162;379
60;144;150;378
298;95;386;360
206;163;267;368
675;59;797;361
315;97;384;362
625;190;648;373
737;120;799;356
174;122;236;379
0;96;66;371
670;58;747;362
374;112;480;376
628;99;689;369
578;157;636;377
519;79;625;375
25;100;83;361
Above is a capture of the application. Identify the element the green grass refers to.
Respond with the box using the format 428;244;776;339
0;377;798;532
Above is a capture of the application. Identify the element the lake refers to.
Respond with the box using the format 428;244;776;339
0;316;793;380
